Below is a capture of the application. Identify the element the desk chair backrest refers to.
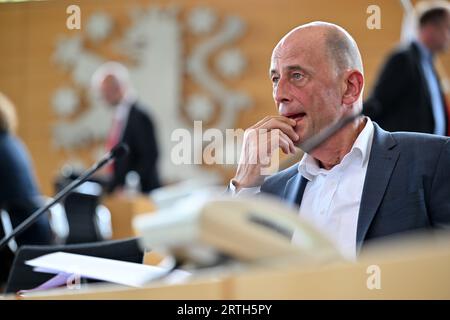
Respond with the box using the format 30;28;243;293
63;191;102;244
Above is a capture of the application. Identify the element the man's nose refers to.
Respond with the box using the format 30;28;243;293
273;78;292;105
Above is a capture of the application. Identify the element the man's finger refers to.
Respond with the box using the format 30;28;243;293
252;115;297;129
279;130;296;153
260;119;299;142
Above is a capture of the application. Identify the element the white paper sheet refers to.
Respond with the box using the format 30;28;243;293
26;252;189;288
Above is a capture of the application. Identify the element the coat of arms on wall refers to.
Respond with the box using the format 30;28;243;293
51;5;251;182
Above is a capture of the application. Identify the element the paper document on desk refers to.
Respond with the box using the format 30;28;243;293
26;252;190;288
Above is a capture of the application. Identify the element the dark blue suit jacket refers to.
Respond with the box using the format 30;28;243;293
261;122;450;253
364;42;448;134
0;131;51;245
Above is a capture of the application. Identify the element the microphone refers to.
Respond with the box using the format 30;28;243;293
0;143;130;250
298;111;362;153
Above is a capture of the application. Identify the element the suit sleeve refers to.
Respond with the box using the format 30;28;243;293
134;112;160;192
0;137;52;245
364;52;412;120
5;197;52;245
428;138;450;227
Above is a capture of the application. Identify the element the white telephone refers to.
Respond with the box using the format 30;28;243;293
133;190;342;266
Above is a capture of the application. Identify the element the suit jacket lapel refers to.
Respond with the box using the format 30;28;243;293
356;123;399;251
121;103;136;140
284;174;308;207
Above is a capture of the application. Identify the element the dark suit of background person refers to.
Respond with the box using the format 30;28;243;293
108;101;161;194
260;122;450;254
92;62;161;194
364;5;450;135
364;42;449;134
0;94;52;284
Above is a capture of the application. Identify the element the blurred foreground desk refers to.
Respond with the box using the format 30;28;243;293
102;195;155;239
12;234;450;299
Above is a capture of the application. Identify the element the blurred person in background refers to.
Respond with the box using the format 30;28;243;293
0;92;52;284
364;1;450;135
92;62;161;194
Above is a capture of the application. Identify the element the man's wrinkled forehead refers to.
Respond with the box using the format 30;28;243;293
270;30;325;71
272;32;301;59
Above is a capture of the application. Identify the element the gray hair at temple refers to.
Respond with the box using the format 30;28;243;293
323;23;364;77
319;22;365;110
313;21;363;77
0;92;18;134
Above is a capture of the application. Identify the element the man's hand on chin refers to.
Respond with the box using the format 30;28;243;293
232;115;299;192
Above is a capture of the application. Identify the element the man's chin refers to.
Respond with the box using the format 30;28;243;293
293;126;309;147
293;133;310;148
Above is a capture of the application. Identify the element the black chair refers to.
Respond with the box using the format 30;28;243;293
63;191;103;244
54;176;106;244
4;237;144;294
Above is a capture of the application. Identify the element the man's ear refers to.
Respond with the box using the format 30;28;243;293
342;70;364;106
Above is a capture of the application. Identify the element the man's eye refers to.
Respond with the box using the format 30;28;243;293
292;73;304;80
271;77;279;84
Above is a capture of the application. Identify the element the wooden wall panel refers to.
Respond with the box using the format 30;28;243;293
0;0;448;195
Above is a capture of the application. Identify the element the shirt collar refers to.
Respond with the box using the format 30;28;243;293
298;117;374;181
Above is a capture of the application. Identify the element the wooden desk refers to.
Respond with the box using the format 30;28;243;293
102;195;156;240
10;234;450;300
12;278;225;300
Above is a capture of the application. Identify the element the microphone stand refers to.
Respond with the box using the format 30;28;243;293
298;111;363;153
0;144;129;250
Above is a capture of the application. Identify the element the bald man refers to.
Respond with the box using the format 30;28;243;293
231;22;450;259
92;62;161;194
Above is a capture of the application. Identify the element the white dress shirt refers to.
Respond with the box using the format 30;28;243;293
293;118;374;259
230;118;375;260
